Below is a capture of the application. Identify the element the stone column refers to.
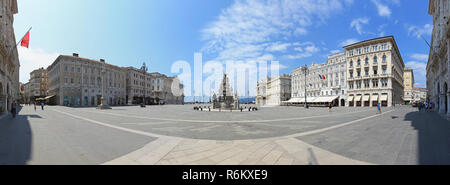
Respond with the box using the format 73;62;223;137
440;94;446;113
388;91;393;107
0;95;5;115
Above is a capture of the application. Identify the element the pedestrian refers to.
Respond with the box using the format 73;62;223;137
11;101;17;118
328;102;332;112
418;102;422;112
377;103;381;114
34;102;36;111
41;102;45;110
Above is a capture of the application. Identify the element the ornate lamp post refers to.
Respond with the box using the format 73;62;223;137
97;60;111;109
141;62;148;108
301;64;309;109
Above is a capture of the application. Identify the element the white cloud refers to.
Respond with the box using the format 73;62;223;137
405;61;427;88
408;24;433;39
330;50;342;54
283;43;320;59
201;0;354;62
414;83;425;88
410;53;428;62
265;42;291;52
18;47;59;83
339;38;359;47
377;24;387;37
350;17;369;35
371;0;391;18
293;27;308;36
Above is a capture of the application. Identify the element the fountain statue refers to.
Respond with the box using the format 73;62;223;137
213;74;239;110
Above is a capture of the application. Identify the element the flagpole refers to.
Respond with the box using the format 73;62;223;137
6;27;32;59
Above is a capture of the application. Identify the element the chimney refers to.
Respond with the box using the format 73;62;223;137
100;59;105;63
73;53;79;57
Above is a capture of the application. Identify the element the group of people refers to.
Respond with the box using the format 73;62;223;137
417;102;434;112
9;101;46;119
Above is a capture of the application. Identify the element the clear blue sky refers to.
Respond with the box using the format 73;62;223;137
14;0;432;93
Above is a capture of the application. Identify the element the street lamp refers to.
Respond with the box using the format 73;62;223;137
97;60;111;109
141;62;148;108
301;64;309;109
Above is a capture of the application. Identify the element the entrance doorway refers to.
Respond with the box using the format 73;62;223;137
364;101;370;107
340;99;345;107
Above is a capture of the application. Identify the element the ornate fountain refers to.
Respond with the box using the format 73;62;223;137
212;74;239;110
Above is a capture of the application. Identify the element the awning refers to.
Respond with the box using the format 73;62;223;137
287;98;303;103
362;95;370;101
306;97;317;102
347;96;354;101
371;94;379;101
355;95;362;101
380;94;388;101
44;95;56;100
314;96;339;103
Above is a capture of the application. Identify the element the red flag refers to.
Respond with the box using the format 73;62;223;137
21;31;30;48
322;75;326;80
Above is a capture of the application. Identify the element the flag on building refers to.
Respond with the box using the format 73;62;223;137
21;31;30;48
322;75;326;80
318;74;323;79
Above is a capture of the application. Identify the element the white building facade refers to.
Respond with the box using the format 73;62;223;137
344;36;405;107
256;74;291;106
403;68;415;105
290;52;348;106
125;67;184;105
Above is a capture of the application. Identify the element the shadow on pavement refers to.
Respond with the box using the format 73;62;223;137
406;111;450;165
0;106;33;165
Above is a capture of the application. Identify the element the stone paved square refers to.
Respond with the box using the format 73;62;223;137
1;104;449;165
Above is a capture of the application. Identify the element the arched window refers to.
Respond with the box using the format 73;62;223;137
373;56;378;64
365;58;369;65
357;59;361;66
382;55;387;63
